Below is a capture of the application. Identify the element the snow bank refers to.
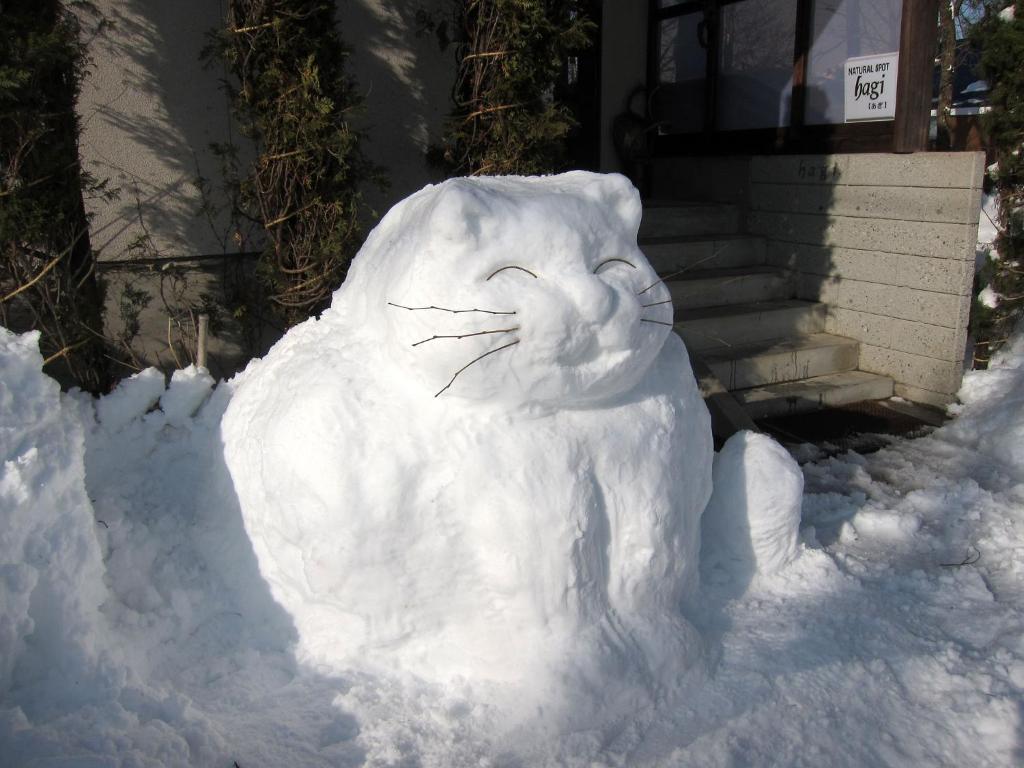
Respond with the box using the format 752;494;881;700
0;329;114;713
222;172;714;718
0;334;237;764
945;324;1024;477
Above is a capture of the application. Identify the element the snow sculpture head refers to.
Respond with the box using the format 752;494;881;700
222;172;713;726
344;172;673;406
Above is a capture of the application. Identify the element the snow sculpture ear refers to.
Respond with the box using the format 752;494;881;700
579;173;642;238
426;179;495;245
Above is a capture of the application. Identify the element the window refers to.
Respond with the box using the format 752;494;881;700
805;0;903;125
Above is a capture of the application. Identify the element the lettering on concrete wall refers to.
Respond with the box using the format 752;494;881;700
844;52;899;122
797;160;841;183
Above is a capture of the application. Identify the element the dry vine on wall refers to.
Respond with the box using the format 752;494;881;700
205;0;377;328
438;0;595;177
0;0;112;391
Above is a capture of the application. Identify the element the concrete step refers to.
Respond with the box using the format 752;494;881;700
639;202;740;238
701;333;860;390
735;371;896;420
639;235;766;273
673;299;826;352
665;266;792;311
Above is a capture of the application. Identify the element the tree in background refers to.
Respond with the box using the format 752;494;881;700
936;0;967;146
971;2;1023;364
437;0;595;176
0;0;111;391
936;1;994;148
206;0;377;328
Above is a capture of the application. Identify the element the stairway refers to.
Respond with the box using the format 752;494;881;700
638;201;894;433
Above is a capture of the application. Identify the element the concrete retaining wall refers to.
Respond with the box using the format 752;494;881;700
748;152;985;406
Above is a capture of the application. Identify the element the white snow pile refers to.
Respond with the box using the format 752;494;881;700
702;430;804;577
0;329;112;724
1;172;1023;765
222;172;714;725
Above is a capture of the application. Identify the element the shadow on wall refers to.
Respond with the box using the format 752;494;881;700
82;0;456;378
82;0;240;261
340;0;455;215
82;0;455;263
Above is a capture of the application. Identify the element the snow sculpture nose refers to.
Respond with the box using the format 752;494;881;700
565;273;616;326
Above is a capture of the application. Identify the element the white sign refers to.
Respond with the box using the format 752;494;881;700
844;52;899;122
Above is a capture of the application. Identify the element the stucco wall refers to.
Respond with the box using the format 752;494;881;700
78;0;454;262
79;0;236;261
749;152;985;407
339;0;454;211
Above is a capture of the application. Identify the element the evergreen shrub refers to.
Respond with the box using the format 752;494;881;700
437;0;595;176
0;0;111;391
206;0;377;327
972;1;1024;364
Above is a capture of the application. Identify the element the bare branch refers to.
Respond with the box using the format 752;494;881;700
42;339;89;366
1;230;86;304
637;248;730;295
412;326;518;347
435;339;520;397
388;301;515;316
940;547;981;567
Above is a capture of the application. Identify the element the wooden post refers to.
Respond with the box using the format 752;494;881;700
893;0;938;153
197;314;209;370
788;0;814;137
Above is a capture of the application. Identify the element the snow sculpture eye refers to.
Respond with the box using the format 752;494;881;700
486;265;539;281
593;258;636;274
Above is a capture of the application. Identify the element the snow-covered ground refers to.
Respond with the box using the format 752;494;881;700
3;320;1022;766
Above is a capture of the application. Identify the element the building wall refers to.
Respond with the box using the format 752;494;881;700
78;1;455;377
78;0;454;263
649;151;984;407
78;0;235;261
748;152;985;407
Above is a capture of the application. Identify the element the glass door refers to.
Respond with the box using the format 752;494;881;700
651;0;798;135
648;0;909;152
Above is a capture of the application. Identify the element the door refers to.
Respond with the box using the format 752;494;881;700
648;0;910;153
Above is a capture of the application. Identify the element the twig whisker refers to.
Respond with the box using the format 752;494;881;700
435;339;521;397
640;318;673;327
680;326;733;348
666;275;748;303
641;299;673;308
388;301;516;316
413;327;519;347
637;244;729;295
